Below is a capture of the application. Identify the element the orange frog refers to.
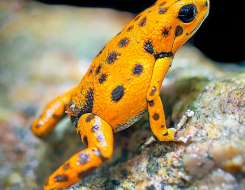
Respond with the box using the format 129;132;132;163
32;0;209;189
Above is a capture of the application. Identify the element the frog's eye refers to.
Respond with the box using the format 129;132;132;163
178;4;197;23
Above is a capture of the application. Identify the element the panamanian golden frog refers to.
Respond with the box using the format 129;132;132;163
32;0;209;189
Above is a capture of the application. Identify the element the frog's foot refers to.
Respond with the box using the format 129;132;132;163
31;87;78;137
142;128;177;148
155;110;195;142
176;110;194;131
43;113;113;190
142;136;156;148
150;109;195;142
155;128;176;141
175;110;195;143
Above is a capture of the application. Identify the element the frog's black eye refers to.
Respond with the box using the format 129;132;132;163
178;4;197;23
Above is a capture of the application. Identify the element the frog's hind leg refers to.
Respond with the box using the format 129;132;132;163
43;113;113;190
32;87;78;137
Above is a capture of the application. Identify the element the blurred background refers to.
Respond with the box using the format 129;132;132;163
0;0;244;189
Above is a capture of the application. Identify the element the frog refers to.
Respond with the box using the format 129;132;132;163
31;0;209;189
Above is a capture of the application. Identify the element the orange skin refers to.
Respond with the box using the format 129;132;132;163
31;0;209;189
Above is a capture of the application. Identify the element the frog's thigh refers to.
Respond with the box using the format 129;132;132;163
32;87;78;137
43;113;113;190
146;57;175;141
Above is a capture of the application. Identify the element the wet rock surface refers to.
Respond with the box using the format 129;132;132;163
1;0;245;190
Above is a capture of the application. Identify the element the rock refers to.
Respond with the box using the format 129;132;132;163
6;172;23;185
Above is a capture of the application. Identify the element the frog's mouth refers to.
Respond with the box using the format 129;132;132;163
186;10;209;36
186;25;199;36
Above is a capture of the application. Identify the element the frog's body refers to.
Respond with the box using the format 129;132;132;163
31;0;209;189
70;34;153;132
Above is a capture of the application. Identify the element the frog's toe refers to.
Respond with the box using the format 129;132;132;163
156;128;176;142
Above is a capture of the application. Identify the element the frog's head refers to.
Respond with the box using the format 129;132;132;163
170;0;209;53
147;0;210;55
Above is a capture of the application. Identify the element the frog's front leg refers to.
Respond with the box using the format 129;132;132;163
43;113;113;190
32;87;78;137
146;56;175;141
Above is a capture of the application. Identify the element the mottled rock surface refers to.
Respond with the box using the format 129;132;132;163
1;0;245;190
